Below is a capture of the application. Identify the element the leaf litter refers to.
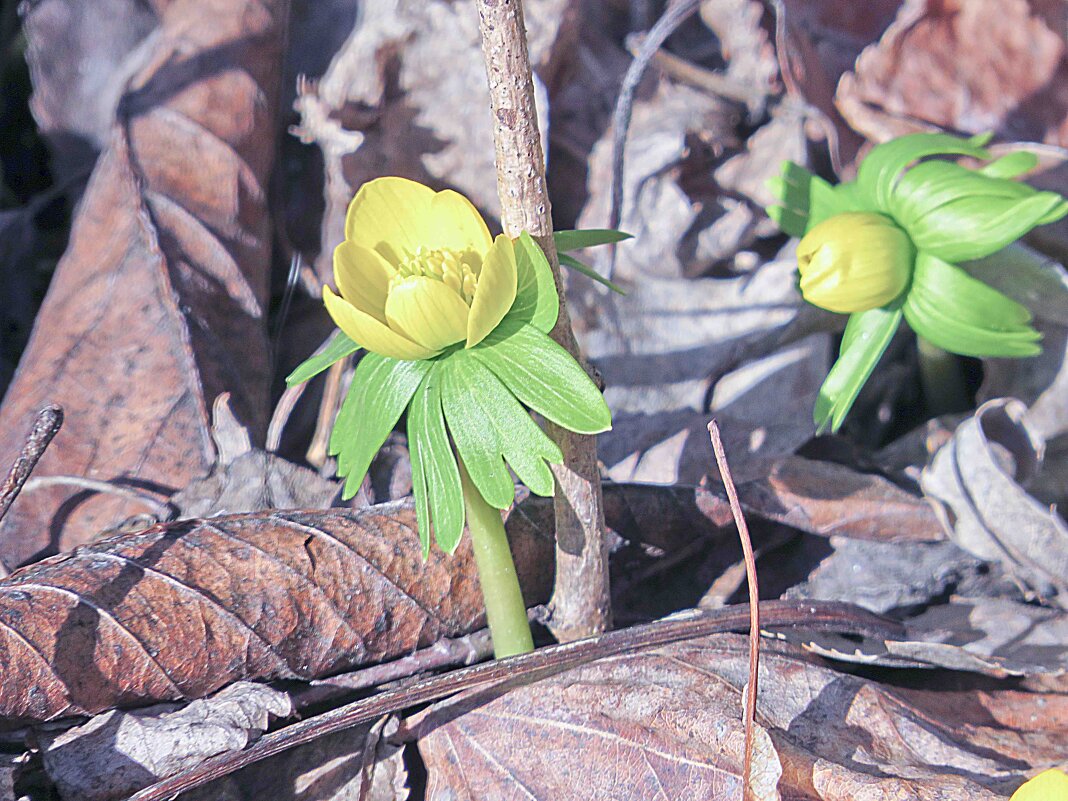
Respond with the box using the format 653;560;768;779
0;0;1065;799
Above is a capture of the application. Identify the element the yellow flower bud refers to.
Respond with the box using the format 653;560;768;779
1011;769;1068;801
324;177;518;361
797;212;913;313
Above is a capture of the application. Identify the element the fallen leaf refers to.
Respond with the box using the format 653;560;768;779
39;682;294;801
171;394;338;519
720;454;946;542
416;634;1060;800
0;0;287;564
699;0;779;113
23;0;159;177
921;399;1068;606
806;597;1068;679
0;501;553;723
786;538;996;614
775;0;901;167
836;0;1068;147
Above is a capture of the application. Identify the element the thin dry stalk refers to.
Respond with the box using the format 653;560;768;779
708;419;760;801
474;0;611;641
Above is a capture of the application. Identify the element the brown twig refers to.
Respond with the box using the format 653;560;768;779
20;476;173;523
609;0;702;255
127;599;903;801
475;0;611;642
0;406;63;528
708;420;760;801
306;358;348;470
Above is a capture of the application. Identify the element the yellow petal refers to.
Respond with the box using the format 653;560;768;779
333;241;393;322
466;234;517;347
430;189;493;257
385;276;470;351
1011;769;1068;801
345;177;492;266
323;285;436;361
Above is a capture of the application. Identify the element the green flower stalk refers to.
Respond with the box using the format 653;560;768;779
767;133;1067;432
288;177;617;658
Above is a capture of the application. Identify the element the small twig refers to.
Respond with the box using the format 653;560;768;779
127;600;903;801
0;406;64;542
20;476;173;523
288;629;495;710
708;420;760;801
307;359;348;470
609;0;702;269
767;0;843;175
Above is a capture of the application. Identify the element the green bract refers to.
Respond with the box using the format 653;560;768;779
288;178;613;556
767;133;1067;432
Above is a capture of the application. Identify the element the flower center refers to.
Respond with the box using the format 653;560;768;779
392;246;478;305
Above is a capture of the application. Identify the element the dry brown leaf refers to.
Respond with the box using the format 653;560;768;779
39;682;294;801
0;502;553;723
837;0;1068;147
41;688;408;801
171;394;338;519
922;399;1068;605
776;0;901;167
23;0;159;177
806;597;1068;679
717;454;946;543
0;0;287;565
417;634;1062;800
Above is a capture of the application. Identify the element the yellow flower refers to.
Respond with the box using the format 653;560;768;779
1011;769;1068;801
323;177;518;361
796;212;913;314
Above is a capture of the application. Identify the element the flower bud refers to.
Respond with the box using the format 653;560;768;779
797;212;913;313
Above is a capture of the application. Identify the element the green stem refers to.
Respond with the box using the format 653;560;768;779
458;461;534;658
916;336;970;416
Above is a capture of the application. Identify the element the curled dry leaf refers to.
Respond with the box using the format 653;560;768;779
775;0;901;166
805;597;1068;679
836;0;1068;147
0;502;553;723
0;0;287;565
171;394;338;519
786;539;995;615
921;399;1068;606
39;682;294;801
700;454;946;543
417;634;1062;800
23;0;159;177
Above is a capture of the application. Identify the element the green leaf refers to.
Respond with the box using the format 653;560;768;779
765;162;865;237
408;364;465;554
903;252;1042;358
438;358;515;510
508;231;559;333
330;354;430;500
286;330;359;387
472;320;612;435
554;228;632;252
815;302;903;433
440;352;561;508
979;151;1038;179
558;253;627;295
962;244;1068;326
891;160;1067;261
856;133;990;212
